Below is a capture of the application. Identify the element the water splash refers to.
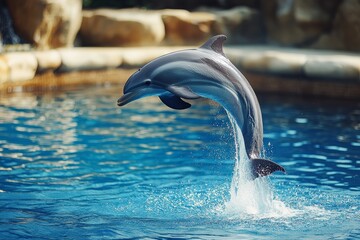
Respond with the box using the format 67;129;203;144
222;113;294;218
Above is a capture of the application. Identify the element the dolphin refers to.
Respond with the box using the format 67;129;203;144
117;35;285;179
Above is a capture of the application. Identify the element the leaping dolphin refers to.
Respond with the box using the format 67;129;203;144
117;35;285;179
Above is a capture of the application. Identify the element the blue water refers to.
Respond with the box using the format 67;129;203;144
0;85;359;239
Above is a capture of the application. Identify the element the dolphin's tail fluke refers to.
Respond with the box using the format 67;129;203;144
250;158;286;179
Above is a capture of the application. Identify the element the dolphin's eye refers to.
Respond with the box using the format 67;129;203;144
144;80;151;86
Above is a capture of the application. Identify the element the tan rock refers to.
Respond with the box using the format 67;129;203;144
34;50;62;72
161;10;217;45
228;45;360;80
7;0;82;49
336;0;360;52
294;0;333;24
241;51;306;75
262;0;338;46
2;52;38;82
121;46;190;67
58;48;123;72
313;0;360;52
209;7;264;44
310;34;344;51
0;57;9;83
304;60;359;79
80;9;165;47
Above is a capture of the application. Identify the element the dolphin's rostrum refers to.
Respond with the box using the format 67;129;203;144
118;35;285;179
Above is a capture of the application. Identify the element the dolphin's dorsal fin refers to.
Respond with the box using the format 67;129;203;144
200;35;227;57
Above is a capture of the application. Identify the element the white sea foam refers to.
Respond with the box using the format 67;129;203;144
221;113;296;219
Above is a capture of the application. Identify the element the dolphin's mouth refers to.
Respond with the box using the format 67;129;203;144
117;93;131;106
117;87;166;107
117;90;145;106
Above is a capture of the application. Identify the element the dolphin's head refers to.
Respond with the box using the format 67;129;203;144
117;67;166;107
117;56;202;110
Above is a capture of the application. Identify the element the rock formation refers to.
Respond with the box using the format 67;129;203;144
6;0;82;49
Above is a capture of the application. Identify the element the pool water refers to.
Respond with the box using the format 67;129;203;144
0;85;359;239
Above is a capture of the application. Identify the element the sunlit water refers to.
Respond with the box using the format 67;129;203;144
0;85;359;239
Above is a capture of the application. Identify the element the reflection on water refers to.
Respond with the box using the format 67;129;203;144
260;95;360;191
0;86;359;239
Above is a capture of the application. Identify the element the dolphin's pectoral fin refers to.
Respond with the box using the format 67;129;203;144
167;85;201;99
200;35;227;57
159;93;191;110
250;158;286;178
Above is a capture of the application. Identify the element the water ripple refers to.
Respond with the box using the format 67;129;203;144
0;86;359;239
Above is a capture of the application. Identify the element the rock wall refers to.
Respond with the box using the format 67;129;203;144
1;46;359;99
79;7;264;47
6;0;82;49
4;0;360;52
262;0;360;52
80;9;165;47
78;1;360;51
311;0;360;52
161;9;217;45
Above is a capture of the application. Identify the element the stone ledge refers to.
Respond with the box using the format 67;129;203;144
0;46;359;99
225;46;360;82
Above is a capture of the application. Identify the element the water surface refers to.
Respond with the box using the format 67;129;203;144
0;86;359;239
